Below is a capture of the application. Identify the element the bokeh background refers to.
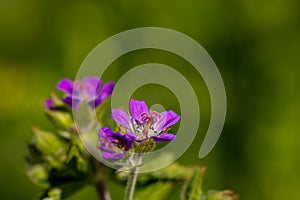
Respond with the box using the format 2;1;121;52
0;0;299;199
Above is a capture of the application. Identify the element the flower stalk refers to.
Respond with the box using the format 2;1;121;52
123;153;143;200
124;167;139;200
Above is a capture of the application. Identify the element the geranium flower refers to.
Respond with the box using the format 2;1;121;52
50;77;114;109
111;99;180;142
99;127;133;160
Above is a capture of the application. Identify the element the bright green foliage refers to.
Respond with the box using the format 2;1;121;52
25;101;93;199
31;128;68;168
117;163;237;200
26;127;91;199
25;91;238;200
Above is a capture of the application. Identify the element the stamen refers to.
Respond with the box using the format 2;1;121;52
140;112;151;122
143;119;152;137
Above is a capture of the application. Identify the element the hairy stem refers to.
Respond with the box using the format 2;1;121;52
124;167;139;200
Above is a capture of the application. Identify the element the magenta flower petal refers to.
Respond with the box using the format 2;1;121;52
99;127;113;137
44;98;54;109
94;82;115;107
109;131;133;150
126;132;137;141
153;133;176;142
102;151;124;160
130;99;149;122
111;108;132;130
160;110;181;130
108;99;180;146
57;78;74;95
56;77;114;109
82;77;101;100
98;127;132;160
62;96;81;109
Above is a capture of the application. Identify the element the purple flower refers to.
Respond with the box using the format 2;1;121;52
111;99;180;142
44;98;54;109
99;127;133;160
56;77;115;109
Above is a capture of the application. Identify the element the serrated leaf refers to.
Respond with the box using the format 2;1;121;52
25;164;49;188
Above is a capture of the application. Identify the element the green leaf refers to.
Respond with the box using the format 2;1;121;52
135;181;174;200
31;127;68;168
32;128;68;155
147;162;194;182
25;143;44;165
117;161;194;184
66;145;88;173
45;109;73;131
181;166;206;200
204;190;238;200
40;182;87;200
25;164;49;188
42;188;62;200
43;167;89;199
56;130;72;140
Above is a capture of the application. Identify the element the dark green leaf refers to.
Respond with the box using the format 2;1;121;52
66;145;88;173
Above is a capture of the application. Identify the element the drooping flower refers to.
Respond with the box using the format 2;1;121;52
55;77;115;109
111;99;180;142
99;127;133;160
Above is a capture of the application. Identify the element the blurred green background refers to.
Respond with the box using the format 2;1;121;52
0;0;299;199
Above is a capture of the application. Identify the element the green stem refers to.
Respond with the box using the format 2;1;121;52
124;167;139;200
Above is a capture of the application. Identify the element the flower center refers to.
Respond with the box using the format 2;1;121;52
133;111;161;140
